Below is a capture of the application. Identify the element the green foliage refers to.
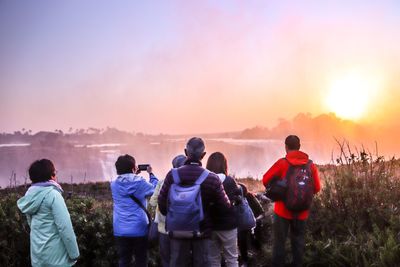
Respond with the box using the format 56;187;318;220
0;190;161;267
1;150;400;266
0;193;30;266
303;145;400;267
66;197;118;266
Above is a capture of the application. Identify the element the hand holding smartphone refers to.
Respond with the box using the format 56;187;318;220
138;164;150;171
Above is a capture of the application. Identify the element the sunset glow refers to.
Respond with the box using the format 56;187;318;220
325;71;380;120
0;1;399;135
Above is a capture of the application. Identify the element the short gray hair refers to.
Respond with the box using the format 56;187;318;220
172;154;187;168
185;137;205;159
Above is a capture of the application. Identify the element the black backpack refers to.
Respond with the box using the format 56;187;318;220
265;176;287;202
284;160;314;212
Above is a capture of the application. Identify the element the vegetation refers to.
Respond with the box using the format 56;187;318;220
303;146;400;267
1;148;400;266
0;180;166;267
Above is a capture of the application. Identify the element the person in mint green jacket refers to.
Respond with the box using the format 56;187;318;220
17;159;79;267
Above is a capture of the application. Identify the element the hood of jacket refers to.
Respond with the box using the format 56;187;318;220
285;150;310;166
17;186;56;215
113;173;146;197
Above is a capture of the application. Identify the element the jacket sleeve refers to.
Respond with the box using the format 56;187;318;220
262;159;285;186
158;171;173;216
311;164;321;194
212;175;231;209
149;174;159;188
149;180;163;207
130;174;158;200
26;214;32;227
227;178;241;205
51;191;80;260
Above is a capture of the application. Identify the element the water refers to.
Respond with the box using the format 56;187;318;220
0;139;331;188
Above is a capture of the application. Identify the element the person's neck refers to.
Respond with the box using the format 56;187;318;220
186;158;202;165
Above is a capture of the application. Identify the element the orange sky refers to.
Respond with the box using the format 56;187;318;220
0;1;399;134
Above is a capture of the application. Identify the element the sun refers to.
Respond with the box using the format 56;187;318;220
325;71;379;120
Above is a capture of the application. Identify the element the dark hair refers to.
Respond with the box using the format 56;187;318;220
285;135;301;150
172;154;187;168
206;152;228;175
29;159;56;183
115;154;136;175
185;137;205;160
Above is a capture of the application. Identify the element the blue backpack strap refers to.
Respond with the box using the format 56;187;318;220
171;168;181;184
194;170;210;185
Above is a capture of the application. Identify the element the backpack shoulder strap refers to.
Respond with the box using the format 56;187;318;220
129;195;152;226
301;159;313;171
171;168;181;184
305;160;314;178
194;169;210;185
239;185;245;197
282;157;294;172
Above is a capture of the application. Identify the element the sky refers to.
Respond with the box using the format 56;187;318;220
1;0;400;134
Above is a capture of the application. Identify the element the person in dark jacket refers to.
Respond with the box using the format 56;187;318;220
206;152;241;267
237;183;264;267
158;137;231;267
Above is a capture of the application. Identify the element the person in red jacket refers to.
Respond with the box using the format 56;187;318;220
263;135;321;267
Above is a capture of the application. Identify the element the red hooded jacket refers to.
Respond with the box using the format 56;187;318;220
262;150;321;220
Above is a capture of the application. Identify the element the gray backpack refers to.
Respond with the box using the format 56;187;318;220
166;168;209;238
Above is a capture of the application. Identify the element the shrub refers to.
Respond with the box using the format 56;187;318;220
304;145;400;267
0;193;30;266
1;148;400;267
0;193;161;267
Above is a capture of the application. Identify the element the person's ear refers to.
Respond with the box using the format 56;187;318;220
51;170;57;181
184;149;188;156
200;152;206;160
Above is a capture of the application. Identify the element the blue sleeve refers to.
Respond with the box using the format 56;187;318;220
149;173;159;188
132;174;158;200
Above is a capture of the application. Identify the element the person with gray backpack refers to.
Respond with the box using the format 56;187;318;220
158;137;231;267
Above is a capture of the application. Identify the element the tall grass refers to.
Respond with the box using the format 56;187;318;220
304;142;400;267
1;145;400;266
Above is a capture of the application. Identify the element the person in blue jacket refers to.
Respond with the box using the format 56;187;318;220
111;154;158;267
17;159;79;267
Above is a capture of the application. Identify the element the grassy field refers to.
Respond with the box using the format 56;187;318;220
1;150;400;266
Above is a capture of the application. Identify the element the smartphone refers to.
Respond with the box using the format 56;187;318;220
138;164;150;171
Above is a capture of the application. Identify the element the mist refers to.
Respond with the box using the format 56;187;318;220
1;112;399;188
